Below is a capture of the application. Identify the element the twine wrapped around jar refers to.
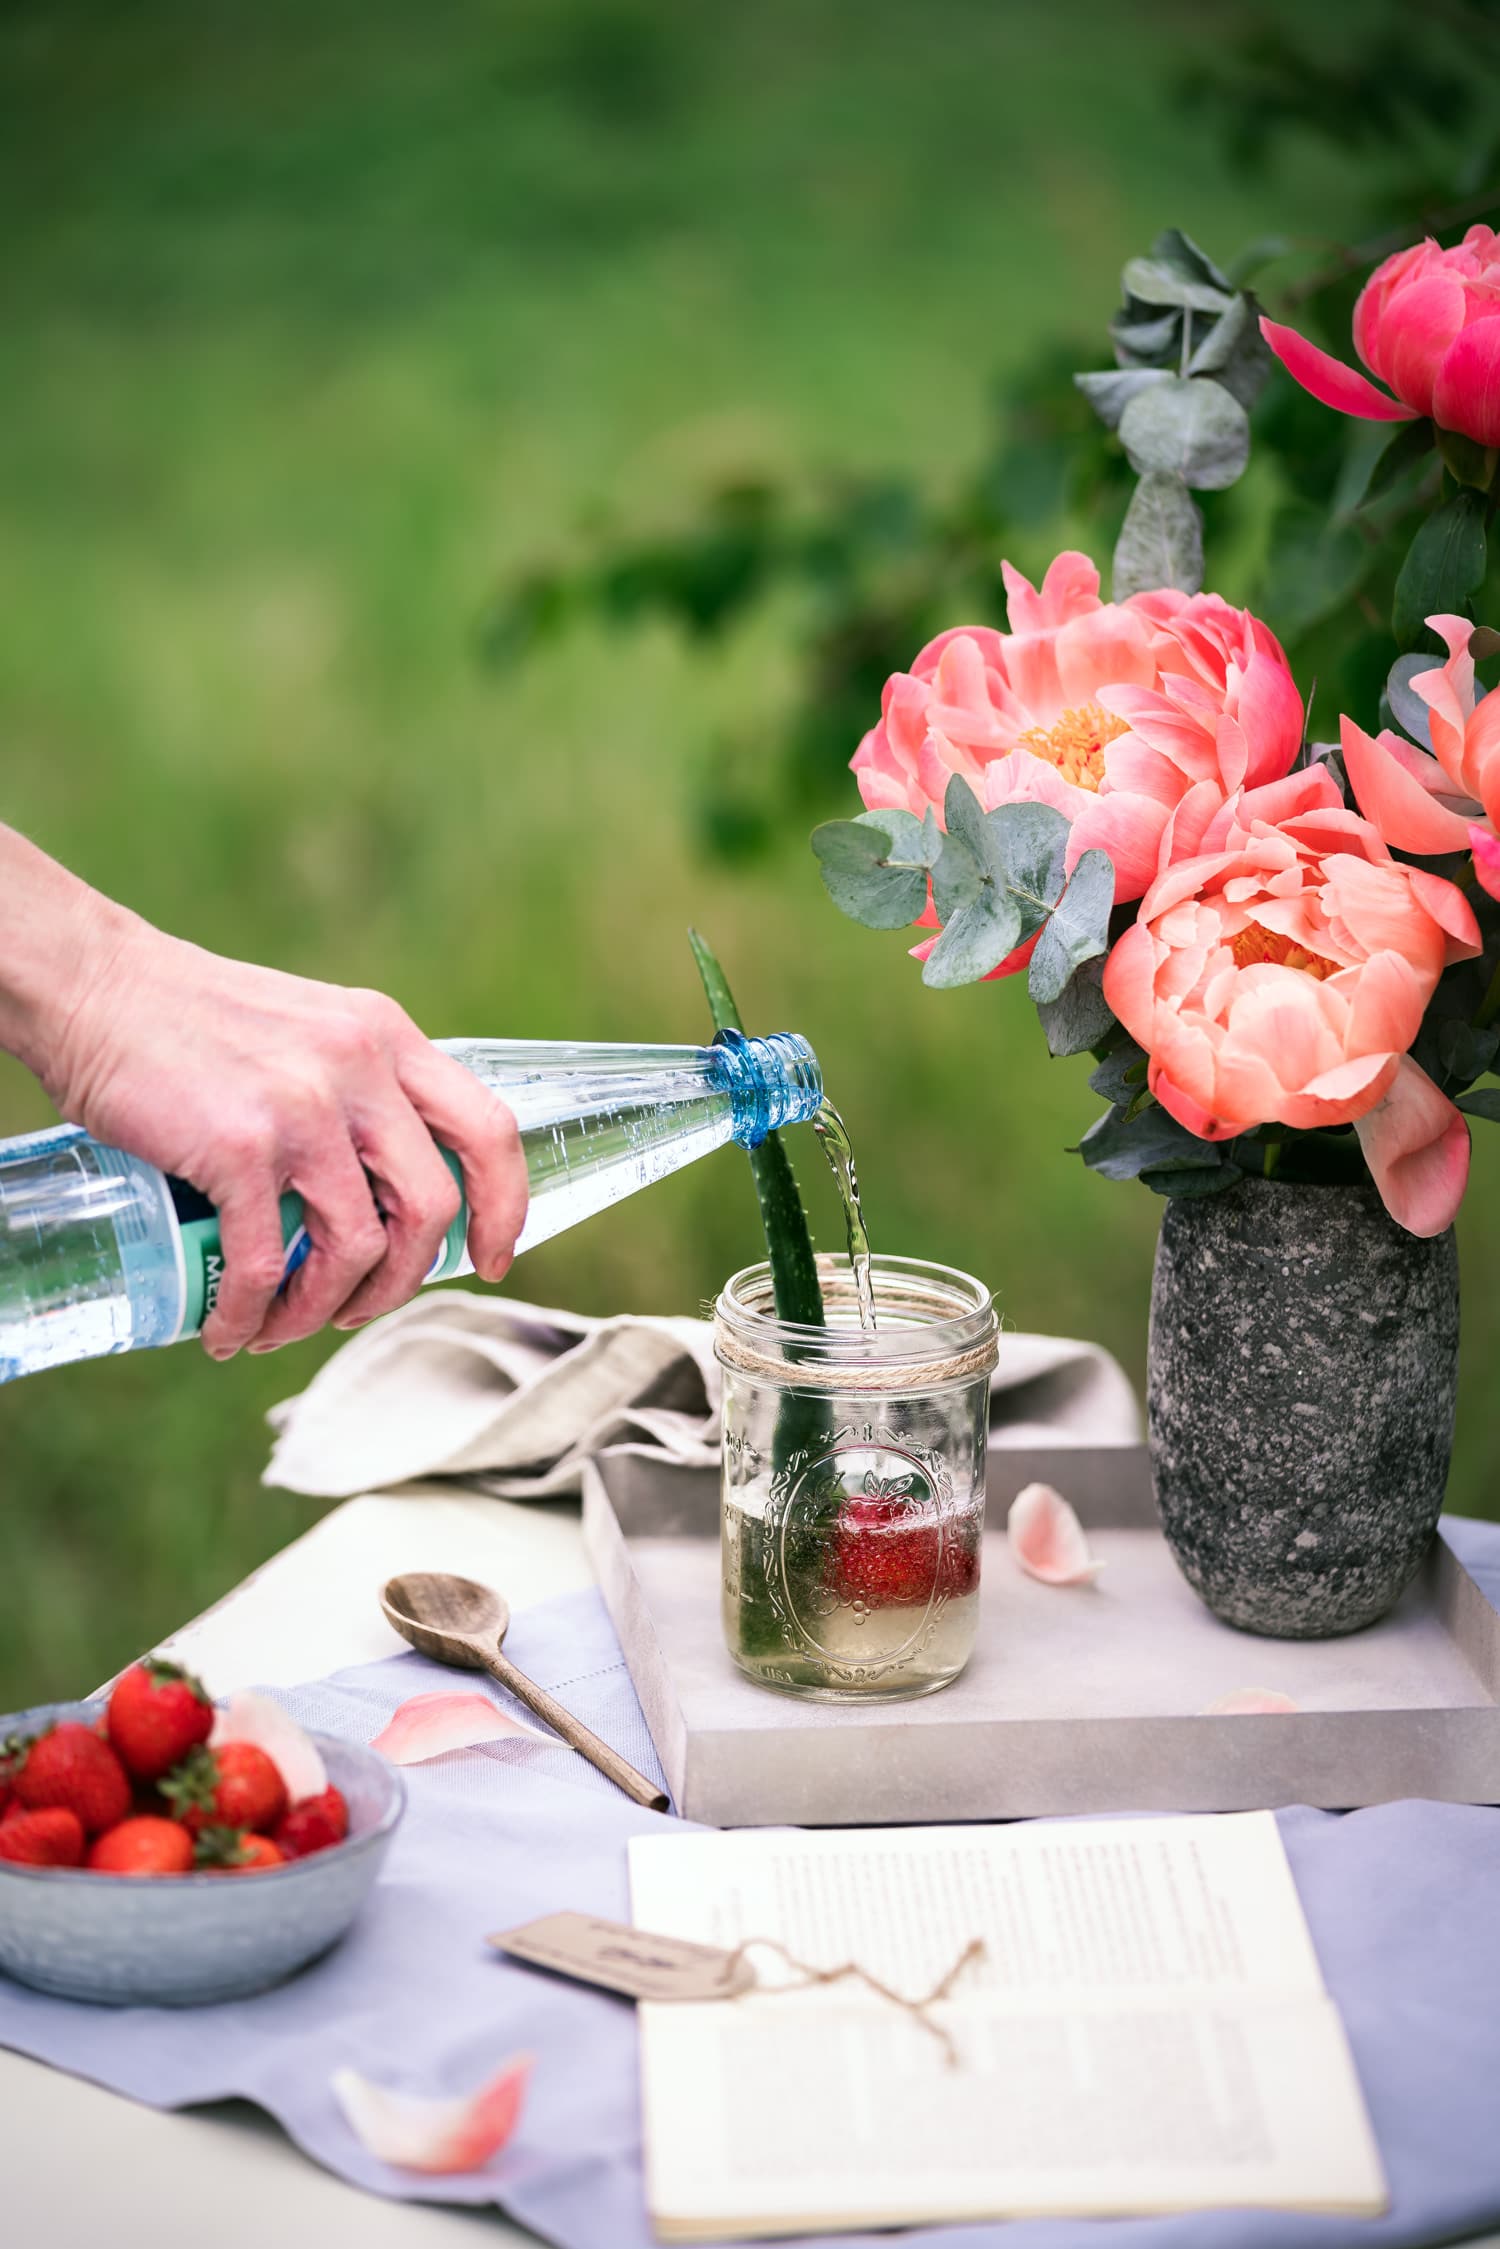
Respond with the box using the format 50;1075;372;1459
713;1321;999;1393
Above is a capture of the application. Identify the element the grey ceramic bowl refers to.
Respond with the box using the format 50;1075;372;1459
0;1700;405;2006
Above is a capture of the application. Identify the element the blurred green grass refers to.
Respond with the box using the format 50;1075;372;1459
1;0;1494;1706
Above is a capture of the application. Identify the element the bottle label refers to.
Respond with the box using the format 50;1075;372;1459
167;1152;467;1336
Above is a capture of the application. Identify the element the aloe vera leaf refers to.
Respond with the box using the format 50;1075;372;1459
688;927;825;1327
690;928;832;1663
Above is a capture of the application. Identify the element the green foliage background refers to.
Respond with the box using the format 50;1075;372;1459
1;0;1497;1705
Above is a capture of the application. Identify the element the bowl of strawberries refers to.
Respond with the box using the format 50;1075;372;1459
0;1659;405;2006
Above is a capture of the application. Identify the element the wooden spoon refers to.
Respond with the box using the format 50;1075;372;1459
379;1570;669;1813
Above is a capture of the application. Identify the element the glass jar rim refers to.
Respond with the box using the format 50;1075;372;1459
714;1253;996;1370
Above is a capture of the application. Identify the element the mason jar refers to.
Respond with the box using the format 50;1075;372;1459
715;1255;998;1701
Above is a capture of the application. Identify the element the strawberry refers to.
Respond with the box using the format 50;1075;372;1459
86;1816;195;1877
163;1741;287;1837
274;1785;349;1860
14;1723;132;1835
0;1807;85;1867
107;1658;214;1780
197;1828;285;1874
825;1480;981;1609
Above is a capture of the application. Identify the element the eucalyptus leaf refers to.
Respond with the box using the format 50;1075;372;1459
922;782;1074;988
1392;489;1488;651
1185;292;1274;410
1121;257;1233;317
1074;368;1172;432
811;808;940;928
1087;1039;1148;1107
1036;960;1118;1057
1150;227;1233;294
1138;1162;1244;1199
1078;1099;1230;1181
1112;471;1204;600
1437;1020;1500;1087
988;800;1070;925
1118;377;1251;490
921;889;1023;987
1457;1087;1500;1122
1384;654;1439;752
1110;308;1181;367
931;828;982;922
1027;849;1116;1006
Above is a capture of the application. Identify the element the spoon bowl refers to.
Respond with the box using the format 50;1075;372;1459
381;1572;512;1666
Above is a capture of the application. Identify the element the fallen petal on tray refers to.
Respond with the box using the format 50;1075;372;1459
1204;1688;1301;1715
211;1690;327;1800
1007;1482;1105;1586
370;1690;550;1766
333;2053;533;2173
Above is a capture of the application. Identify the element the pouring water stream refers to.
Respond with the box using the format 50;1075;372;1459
812;1100;876;1331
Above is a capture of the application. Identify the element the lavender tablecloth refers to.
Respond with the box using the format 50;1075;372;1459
1;1520;1498;2249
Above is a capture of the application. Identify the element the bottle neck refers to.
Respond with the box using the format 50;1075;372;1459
711;1030;823;1148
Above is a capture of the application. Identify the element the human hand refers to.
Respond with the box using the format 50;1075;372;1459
31;901;527;1360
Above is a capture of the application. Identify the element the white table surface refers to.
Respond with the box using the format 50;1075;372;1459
6;1486;1500;2249
5;1484;595;2248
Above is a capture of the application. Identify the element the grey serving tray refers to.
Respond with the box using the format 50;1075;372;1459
581;1443;1500;1826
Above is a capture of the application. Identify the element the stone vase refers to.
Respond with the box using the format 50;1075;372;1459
1147;1177;1459;1639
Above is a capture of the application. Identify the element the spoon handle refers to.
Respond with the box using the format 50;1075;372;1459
483;1648;669;1813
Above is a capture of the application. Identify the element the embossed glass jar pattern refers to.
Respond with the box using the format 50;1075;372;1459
715;1257;998;1701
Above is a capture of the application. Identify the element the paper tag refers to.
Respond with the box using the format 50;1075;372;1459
489;1912;756;2003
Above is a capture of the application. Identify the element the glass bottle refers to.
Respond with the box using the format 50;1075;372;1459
0;1030;820;1384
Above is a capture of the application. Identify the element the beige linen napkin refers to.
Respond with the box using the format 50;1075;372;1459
263;1291;1140;1501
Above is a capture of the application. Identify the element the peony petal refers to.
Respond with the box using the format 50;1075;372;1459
1407;867;1482;963
1204;1689;1300;1716
1234;649;1305;788
1433;318;1500;447
1007;1482;1104;1586
1379;272;1468;417
370;1692;549;1766
1353;1055;1470;1237
212;1692;326;1801
333;2055;532;2175
1339;717;1474;855
1471;823;1500;902
1067;790;1170;902
1100;920;1158;1047
1260;318;1418;422
1001;550;1100;632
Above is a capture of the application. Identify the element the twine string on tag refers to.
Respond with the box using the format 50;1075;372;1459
717;1934;986;2067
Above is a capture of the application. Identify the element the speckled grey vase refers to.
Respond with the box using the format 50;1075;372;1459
1148;1177;1459;1639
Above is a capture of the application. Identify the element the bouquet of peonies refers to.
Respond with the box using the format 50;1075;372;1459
813;227;1500;1241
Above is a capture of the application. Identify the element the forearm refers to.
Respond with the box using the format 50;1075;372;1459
0;824;139;1095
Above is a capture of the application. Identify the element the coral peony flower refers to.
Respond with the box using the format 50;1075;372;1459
1102;780;1481;1236
1340;613;1500;900
854;552;1304;924
1261;227;1500;447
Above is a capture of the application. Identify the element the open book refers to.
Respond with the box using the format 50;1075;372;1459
629;1812;1387;2241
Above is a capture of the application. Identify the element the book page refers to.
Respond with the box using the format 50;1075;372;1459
630;1811;1326;2003
629;1816;1387;2240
